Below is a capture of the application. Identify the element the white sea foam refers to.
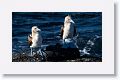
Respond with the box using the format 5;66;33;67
79;35;101;56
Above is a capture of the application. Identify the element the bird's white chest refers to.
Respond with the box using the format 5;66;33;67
33;34;39;42
63;23;74;39
31;34;42;48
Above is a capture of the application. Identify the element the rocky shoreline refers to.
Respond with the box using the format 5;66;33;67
12;52;102;62
12;43;102;62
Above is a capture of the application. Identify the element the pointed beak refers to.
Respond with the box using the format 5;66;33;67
37;28;41;32
70;19;75;24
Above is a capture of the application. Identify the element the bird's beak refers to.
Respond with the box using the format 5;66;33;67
37;28;41;32
70;19;75;24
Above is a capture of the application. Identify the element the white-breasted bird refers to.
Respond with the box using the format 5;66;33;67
61;15;76;41
28;26;42;56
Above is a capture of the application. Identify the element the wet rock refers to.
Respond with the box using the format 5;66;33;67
12;42;102;62
12;53;31;62
45;43;80;61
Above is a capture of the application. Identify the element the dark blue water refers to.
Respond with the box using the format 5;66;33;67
12;12;102;58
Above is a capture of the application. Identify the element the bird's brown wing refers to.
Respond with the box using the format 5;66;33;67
28;34;32;46
60;25;64;38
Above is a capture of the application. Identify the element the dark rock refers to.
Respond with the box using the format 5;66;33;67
45;43;80;62
12;53;31;62
12;41;102;62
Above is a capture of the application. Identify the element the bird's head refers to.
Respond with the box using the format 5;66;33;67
32;26;41;33
64;15;75;24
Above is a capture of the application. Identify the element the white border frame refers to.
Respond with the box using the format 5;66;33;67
0;0;114;74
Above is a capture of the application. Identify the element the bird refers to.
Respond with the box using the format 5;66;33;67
60;15;76;42
28;26;42;56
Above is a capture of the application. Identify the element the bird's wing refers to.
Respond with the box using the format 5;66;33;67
60;25;64;37
28;34;32;46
